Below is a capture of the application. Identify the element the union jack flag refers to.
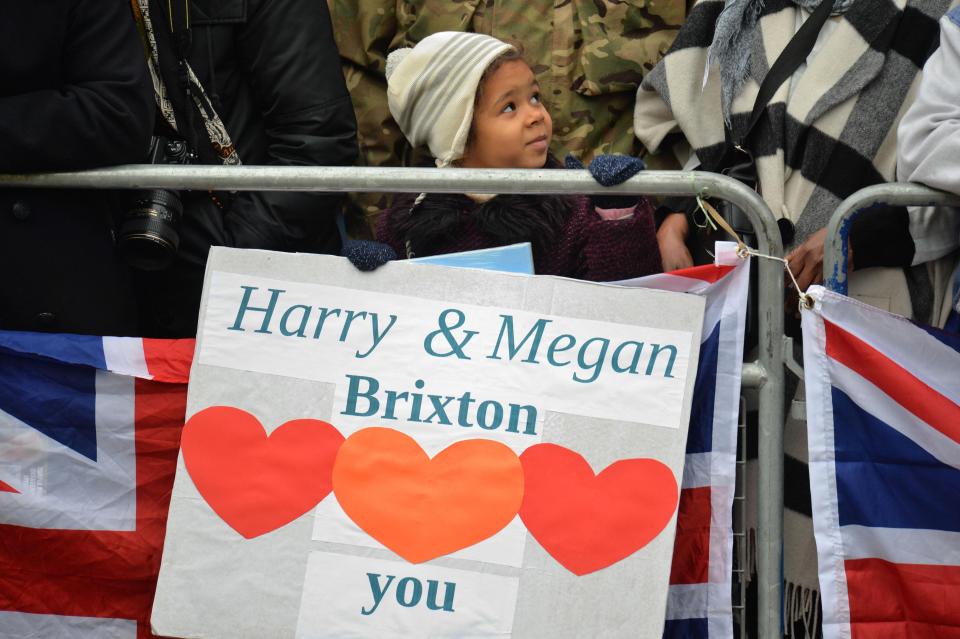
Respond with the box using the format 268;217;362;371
620;242;750;638
803;286;960;639
0;332;192;638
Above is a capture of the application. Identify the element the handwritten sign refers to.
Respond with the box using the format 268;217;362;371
152;248;704;639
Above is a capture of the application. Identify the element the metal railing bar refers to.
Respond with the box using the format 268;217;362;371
1;165;763;208
0;164;786;638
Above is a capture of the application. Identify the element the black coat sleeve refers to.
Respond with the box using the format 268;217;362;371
217;0;359;252
0;0;154;172
849;205;915;269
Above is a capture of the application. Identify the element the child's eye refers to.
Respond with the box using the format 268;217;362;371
531;92;541;105
501;102;516;113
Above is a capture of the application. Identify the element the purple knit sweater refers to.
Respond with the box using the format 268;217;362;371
376;192;662;282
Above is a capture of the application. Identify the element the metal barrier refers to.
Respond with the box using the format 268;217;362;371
824;182;960;294
0;165;786;638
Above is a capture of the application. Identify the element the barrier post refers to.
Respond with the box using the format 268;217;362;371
0;165;786;637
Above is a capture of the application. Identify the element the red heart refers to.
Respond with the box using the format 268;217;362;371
181;406;344;539
518;443;679;576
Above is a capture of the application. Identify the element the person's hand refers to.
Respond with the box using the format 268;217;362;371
657;212;693;271
785;227;827;291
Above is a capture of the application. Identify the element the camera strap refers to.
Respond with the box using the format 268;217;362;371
131;0;240;166
165;0;193;96
734;0;834;150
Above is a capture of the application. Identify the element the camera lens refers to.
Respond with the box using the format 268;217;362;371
118;189;183;271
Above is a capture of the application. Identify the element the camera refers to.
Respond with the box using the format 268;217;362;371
118;136;196;271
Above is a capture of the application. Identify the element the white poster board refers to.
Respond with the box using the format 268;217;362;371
152;248;704;639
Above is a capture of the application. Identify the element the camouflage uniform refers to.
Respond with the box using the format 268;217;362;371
329;0;686;232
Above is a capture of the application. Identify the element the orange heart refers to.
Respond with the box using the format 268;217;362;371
182;406;344;539
332;427;524;563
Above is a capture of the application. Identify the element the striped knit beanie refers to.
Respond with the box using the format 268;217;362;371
386;32;515;166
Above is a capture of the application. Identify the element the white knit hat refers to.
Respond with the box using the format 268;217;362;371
386;32;515;166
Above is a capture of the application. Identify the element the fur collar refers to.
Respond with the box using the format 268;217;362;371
393;190;576;258
393;153;577;258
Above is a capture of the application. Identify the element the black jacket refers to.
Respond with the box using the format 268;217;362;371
137;0;359;337
0;0;155;335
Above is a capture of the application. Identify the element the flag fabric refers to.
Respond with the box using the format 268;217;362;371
802;285;960;639
619;242;751;639
0;332;193;639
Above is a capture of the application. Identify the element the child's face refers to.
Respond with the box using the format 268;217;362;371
460;60;553;169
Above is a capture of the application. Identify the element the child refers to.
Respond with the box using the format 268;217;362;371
376;32;662;282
